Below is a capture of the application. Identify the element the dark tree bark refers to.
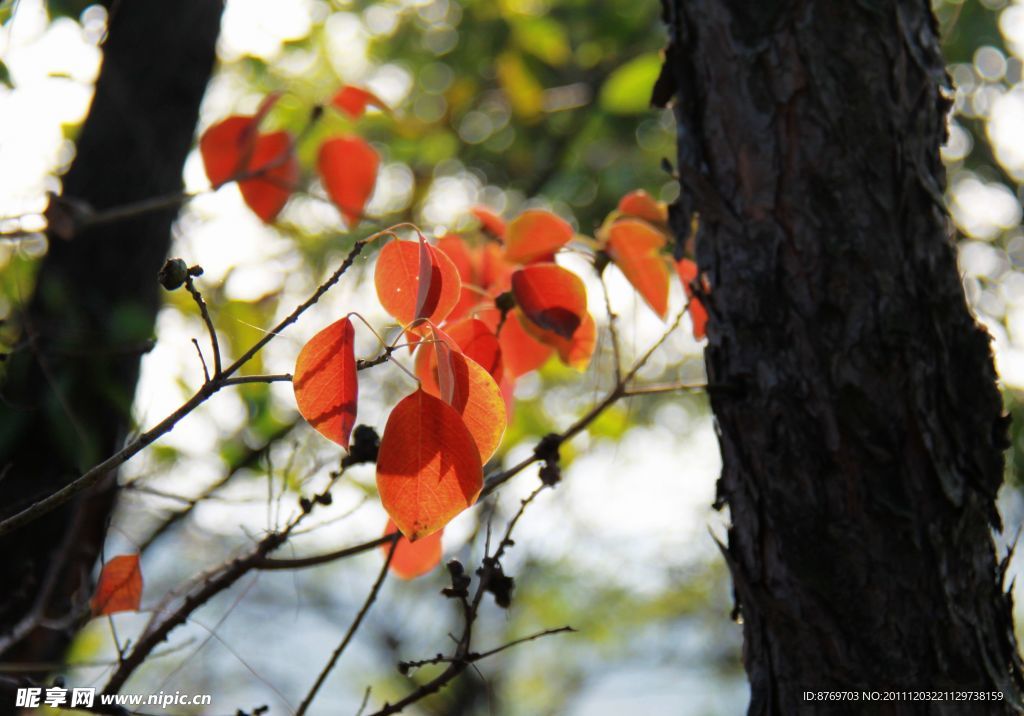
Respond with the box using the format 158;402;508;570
658;1;1023;713
0;0;222;688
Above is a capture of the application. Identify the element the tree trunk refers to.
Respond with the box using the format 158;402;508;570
0;0;221;686
657;1;1023;713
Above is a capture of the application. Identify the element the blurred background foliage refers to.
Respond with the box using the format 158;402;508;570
2;0;1024;714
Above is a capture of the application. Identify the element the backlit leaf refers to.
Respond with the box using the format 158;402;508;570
318;136;379;226
91;554;143;616
480;308;554;379
331;85;388;119
617;190;668;226
521;309;596;371
511;263;587;339
675;258;708;339
384;519;442;579
199;115;298;222
375;238;462;327
293;316;358;449
444;317;504;380
606;219;671;319
504;210;574;264
377;389;483;539
496;51;543;119
470;206;507;239
600;53;662;115
416;332;507;462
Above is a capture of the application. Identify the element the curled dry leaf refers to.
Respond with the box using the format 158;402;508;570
503;209;574;264
318;135;379;226
376;389;483;540
293;316;358;450
605;219;671;319
91;554;143;617
384;519;443;579
375;237;462;328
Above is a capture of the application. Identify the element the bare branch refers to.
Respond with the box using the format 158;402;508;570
296;539;398;716
0;239;367;538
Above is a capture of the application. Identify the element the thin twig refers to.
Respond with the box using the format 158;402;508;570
257;533;398;571
184;274;221;377
102;466;350;694
296;539;398;716
0;240;367;539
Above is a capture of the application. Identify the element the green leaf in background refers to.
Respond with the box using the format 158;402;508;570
599;52;661;115
497;50;544;119
512;16;571;67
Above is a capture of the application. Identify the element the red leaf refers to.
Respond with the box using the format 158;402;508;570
675;258;708;339
377;389;483;539
375;238;462;328
437;234;475;282
503;209;574;264
415;330;507;462
444;318;504;380
318;136;379;226
293;316;358;449
199;116;298;222
437;234;484;321
511;263;587;339
605;219;671;319
520;308;596;371
470;206;507;239
617;189;668;225
479;308;554;379
384;519;442;579
331;85;388;119
478;243;514;294
91;555;143;616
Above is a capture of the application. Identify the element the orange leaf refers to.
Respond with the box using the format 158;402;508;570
200;116;254;188
478;242;514;294
238;131;298;222
520;309;596;371
91;554;143;616
511;263;587;339
480;308;554;379
444;318;504;380
293;316;358;450
470;206;507;239
618;189;668;225
437;234;475;282
503;209;574;264
415;331;507;462
375;238;462;328
384;519;442;579
606;219;671;319
318;136;379;226
199;116;298;222
377;389;483;539
675;258;708;339
331;85;388;119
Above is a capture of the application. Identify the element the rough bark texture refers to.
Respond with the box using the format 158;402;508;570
0;0;222;687
658;1;1023;713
